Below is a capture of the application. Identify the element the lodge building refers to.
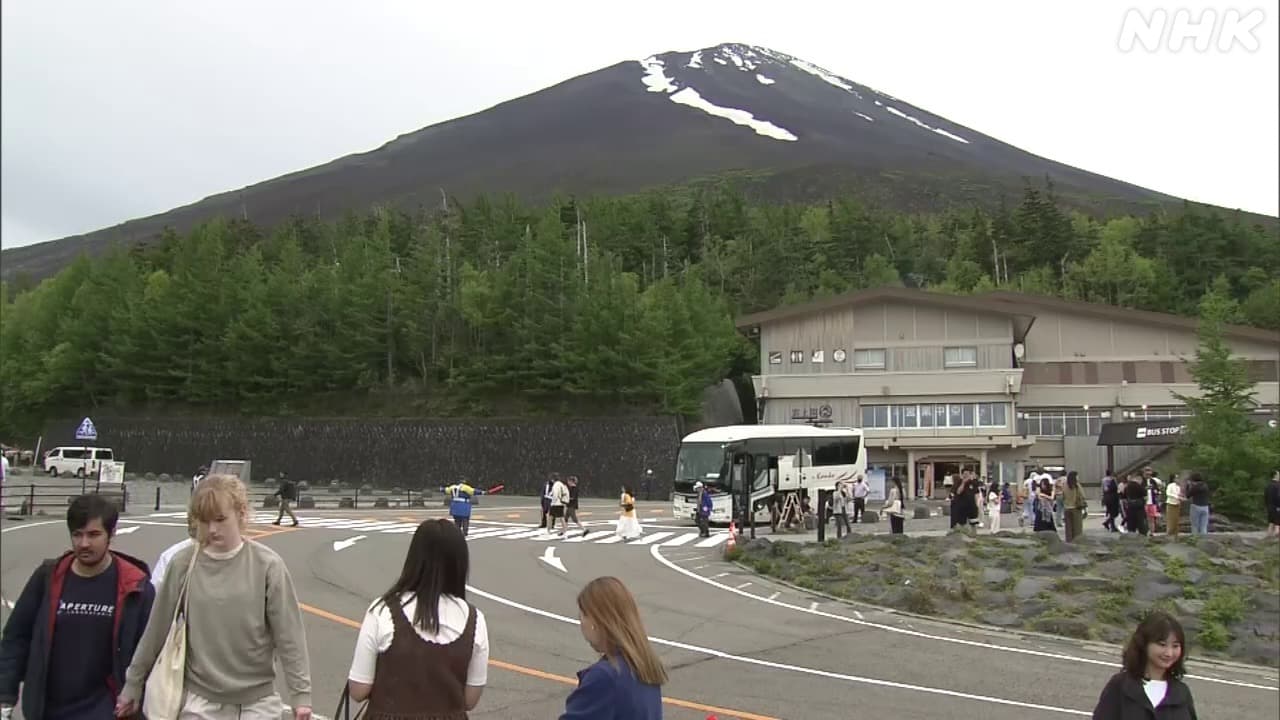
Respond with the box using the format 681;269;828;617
736;287;1280;496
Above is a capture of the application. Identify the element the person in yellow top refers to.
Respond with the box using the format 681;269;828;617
444;481;480;536
615;485;642;541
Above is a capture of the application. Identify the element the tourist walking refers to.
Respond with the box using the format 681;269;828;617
0;494;156;720
153;513;198;588
1101;469;1120;532
540;473;557;529
986;481;1003;533
117;474;313;720
1185;472;1211;535
560;577;664;719
548;474;571;536
831;480;852;539
851;475;868;522
272;471;299;527
1062;471;1086;542
1033;477;1058;533
1266;470;1280;538
1165;474;1184;538
565;476;589;538
346;519;489;717
1091;610;1198;719
1123;473;1149;535
615;486;642;541
883;476;906;535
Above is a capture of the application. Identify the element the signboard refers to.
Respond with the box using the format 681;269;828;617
75;417;98;441
98;461;125;484
864;467;887;502
1098;413;1279;446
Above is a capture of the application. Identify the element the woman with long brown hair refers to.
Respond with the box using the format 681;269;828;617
561;577;664;719
1091;610;1198;719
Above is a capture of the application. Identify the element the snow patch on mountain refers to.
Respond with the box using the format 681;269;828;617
884;105;969;144
636;56;797;142
639;56;678;93
671;88;797;141
756;74;776;85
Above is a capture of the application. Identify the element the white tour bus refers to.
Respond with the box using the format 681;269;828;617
671;424;867;526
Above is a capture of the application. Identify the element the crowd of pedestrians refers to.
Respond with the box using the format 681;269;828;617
0;474;667;719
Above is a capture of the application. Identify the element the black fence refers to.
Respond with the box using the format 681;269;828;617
1;479;128;516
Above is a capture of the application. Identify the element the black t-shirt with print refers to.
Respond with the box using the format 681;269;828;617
46;561;118;719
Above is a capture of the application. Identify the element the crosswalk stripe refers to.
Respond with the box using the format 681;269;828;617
659;533;699;547
466;527;524;539
563;530;614;543
628;531;674;546
695;534;731;547
594;534;625;544
502;529;548;539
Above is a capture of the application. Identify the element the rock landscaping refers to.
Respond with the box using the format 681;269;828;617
729;530;1280;667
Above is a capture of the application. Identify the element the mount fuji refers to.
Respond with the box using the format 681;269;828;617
1;43;1229;281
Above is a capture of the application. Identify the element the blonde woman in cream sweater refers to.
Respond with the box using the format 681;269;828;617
116;475;312;720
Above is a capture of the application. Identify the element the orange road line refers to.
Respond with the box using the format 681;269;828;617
295;603;777;720
398;516;418;522
505;513;522;519
578;512;594;517
472;514;487;519
247;526;298;541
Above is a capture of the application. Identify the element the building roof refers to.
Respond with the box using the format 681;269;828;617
977;291;1280;344
734;286;1038;339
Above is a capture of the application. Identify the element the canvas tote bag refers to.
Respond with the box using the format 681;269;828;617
144;546;199;720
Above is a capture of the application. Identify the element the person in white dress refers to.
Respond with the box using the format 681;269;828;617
615;486;643;540
987;482;1002;533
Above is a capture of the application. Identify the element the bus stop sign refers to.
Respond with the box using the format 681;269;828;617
75;417;98;441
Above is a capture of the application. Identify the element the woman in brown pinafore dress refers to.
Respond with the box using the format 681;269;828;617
347;519;490;719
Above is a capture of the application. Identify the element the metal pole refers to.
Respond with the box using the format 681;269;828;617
155;486;161;512
817;489;828;542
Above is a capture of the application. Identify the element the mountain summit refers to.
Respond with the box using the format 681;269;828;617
1;42;1204;281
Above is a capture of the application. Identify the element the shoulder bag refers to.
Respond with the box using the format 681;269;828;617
143;546;199;720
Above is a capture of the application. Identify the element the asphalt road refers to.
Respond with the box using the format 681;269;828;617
2;497;1277;719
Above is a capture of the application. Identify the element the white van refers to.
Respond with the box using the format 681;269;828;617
43;446;115;477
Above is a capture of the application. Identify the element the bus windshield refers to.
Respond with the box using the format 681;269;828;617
673;443;728;492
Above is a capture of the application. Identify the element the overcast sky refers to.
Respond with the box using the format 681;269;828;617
2;0;1276;250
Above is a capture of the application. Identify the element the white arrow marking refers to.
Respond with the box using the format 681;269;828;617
332;535;367;552
115;526;140;535
539;546;567;573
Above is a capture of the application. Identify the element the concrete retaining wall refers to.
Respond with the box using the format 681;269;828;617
39;416;682;499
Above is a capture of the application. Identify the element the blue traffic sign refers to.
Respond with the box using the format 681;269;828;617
75;417;98;441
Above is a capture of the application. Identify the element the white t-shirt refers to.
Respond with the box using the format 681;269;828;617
1143;679;1167;708
349;593;489;687
152;538;194;587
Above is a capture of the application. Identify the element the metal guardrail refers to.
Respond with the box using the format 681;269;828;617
149;483;448;511
1;479;128;515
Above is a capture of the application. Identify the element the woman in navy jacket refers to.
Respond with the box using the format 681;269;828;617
561;577;664;720
1092;611;1199;720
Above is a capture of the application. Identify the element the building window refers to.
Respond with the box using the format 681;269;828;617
768;351;783;365
944;346;978;368
790;350;804;363
854;348;887;370
860;403;1011;430
811;350;824;363
1017;409;1113;437
1122;407;1192;420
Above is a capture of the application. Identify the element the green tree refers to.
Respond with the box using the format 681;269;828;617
1174;277;1279;522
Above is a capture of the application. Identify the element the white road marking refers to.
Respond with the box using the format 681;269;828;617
331;535;367;552
465;583;1092;716
648;545;1278;692
115;526;140;535
658;533;699;547
695;534;730;547
628;532;674;546
736;582;753;590
809;601;819;611
767;592;780;601
563;530;614;543
539;547;567;573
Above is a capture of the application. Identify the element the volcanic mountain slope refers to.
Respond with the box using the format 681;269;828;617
0;43;1243;281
